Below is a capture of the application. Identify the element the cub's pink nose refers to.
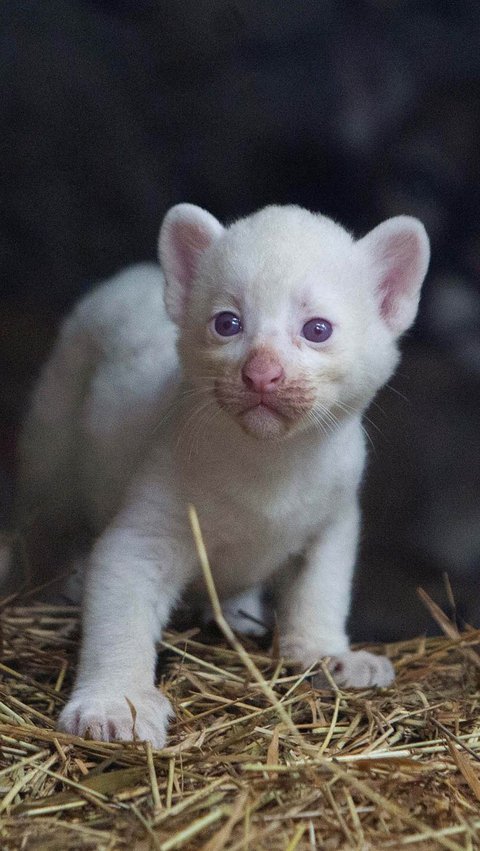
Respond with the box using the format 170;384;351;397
241;349;285;393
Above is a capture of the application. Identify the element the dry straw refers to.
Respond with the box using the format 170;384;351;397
1;512;480;849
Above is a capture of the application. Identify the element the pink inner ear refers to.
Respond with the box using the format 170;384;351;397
170;220;215;288
377;231;420;326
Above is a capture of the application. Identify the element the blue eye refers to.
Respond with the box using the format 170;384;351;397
213;311;243;337
302;317;333;343
302;318;333;343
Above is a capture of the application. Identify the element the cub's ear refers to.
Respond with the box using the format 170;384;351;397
159;203;224;324
360;216;430;336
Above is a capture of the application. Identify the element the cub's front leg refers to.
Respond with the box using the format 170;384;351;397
58;510;195;748
276;502;394;688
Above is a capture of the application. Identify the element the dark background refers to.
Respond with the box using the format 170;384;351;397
1;0;479;639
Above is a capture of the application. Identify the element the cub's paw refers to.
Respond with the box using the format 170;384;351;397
58;687;172;748
328;650;395;688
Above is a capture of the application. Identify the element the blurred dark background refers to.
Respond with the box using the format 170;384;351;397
1;0;479;639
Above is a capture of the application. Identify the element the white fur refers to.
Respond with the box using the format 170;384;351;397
15;205;429;747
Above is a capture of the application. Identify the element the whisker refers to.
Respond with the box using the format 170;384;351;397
188;404;222;462
385;383;411;404
151;396;182;436
151;378;220;437
367;398;388;418
186;398;224;462
335;400;385;448
307;406;334;440
332;400;379;452
175;398;217;456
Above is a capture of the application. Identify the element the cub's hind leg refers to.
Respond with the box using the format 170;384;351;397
203;586;272;637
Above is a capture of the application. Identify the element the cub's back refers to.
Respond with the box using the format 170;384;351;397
19;263;179;535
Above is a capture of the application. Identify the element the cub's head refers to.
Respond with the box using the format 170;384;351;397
159;204;429;440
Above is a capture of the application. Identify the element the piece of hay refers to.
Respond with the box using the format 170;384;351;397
1;588;480;848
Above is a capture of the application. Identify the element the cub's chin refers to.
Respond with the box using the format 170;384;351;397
238;405;290;440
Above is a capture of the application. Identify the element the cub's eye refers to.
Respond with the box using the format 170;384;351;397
213;311;243;337
302;318;333;343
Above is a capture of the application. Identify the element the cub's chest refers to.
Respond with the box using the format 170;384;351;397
199;471;334;556
181;423;361;559
216;456;341;524
194;489;325;598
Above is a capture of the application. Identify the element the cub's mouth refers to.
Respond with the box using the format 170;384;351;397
214;382;314;439
239;402;286;439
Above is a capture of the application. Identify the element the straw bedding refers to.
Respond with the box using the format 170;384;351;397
1;587;480;849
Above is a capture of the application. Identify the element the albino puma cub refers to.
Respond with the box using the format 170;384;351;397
17;204;429;747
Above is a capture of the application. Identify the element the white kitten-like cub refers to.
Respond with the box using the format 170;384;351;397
17;205;429;747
